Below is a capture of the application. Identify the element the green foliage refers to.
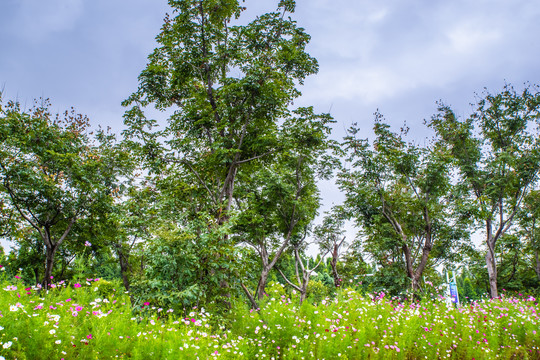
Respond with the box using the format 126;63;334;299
339;115;469;293
0;95;133;287
93;279;116;298
430;83;540;297
130;215;241;313
306;279;328;303
122;0;330;310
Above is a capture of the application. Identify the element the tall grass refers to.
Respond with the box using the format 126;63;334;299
0;275;538;359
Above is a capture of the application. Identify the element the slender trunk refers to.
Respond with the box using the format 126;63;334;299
535;250;540;281
241;283;259;310
115;245;131;292
331;244;340;287
402;242;417;291
485;219;499;298
300;275;309;303
43;245;57;289
411;237;433;293
485;239;498;298
34;268;40;287
119;257;131;292
256;267;270;300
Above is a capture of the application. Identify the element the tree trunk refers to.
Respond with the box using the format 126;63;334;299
331;244;340;287
300;276;309;303
256;267;270;300
115;245;131;292
43;245;58;289
535;250;540;281
401;243;418;291
34;267;40;287
485;241;498;298
119;257;131;292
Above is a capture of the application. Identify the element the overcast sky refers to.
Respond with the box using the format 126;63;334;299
1;0;540;248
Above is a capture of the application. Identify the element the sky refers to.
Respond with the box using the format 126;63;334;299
1;0;540;249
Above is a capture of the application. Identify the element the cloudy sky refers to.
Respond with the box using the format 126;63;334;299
1;0;539;245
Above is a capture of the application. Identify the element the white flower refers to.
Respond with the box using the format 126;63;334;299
49;329;56;335
3;341;12;349
9;305;18;312
55;340;61;344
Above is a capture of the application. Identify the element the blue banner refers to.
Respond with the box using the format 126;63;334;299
449;282;458;304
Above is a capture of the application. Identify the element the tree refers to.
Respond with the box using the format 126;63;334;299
518;190;540;282
339;115;466;293
234;109;335;306
122;0;323;305
123;0;318;222
0;96;131;288
277;237;331;304
429;84;540;298
313;209;347;288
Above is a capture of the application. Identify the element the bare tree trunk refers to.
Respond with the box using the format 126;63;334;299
34;268;40;287
485;240;498;298
43;245;57;289
256;267;270;300
241;283;259;310
331;244;340;287
402;242;420;292
535;250;540;282
117;249;131;292
300;278;308;303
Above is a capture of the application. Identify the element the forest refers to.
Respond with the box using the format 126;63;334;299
0;1;539;359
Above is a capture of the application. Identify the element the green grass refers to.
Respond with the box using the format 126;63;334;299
0;276;539;359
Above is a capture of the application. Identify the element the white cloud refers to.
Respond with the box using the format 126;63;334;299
446;23;500;54
297;0;536;106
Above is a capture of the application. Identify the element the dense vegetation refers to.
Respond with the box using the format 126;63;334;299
0;277;539;359
1;0;540;358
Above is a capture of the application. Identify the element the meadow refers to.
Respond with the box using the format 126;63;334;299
0;274;539;360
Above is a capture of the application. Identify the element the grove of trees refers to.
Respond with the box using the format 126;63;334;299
1;0;540;314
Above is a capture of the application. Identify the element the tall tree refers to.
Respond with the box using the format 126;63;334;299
429;84;540;298
0;96;131;288
122;0;323;304
339;116;465;292
123;0;318;222
518;190;540;282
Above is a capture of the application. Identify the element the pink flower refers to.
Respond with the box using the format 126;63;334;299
74;283;81;288
76;306;83;311
66;298;72;302
87;334;93;340
72;312;78;317
15;275;21;279
143;302;150;306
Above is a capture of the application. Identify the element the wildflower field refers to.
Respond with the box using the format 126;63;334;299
0;277;539;360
